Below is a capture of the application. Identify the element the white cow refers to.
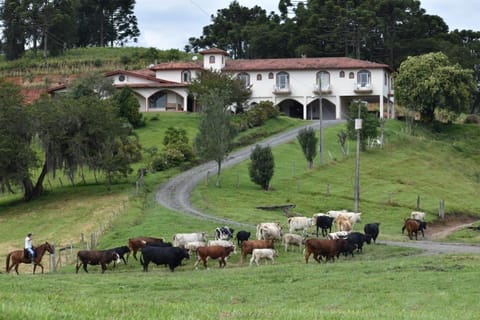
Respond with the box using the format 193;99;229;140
184;241;206;256
249;248;277;266
327;231;350;240
208;239;237;254
326;210;349;219
256;222;282;241
411;211;426;221
329;210;362;225
172;232;208;248
287;216;313;234
282;233;304;252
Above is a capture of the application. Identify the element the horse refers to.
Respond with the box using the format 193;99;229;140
6;242;54;275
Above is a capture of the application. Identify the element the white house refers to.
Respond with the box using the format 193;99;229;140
105;48;394;120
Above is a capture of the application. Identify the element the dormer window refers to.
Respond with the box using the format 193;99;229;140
209;56;215;64
182;70;191;83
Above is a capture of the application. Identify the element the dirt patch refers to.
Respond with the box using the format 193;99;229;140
426;214;478;240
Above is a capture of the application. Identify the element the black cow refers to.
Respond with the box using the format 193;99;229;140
316;215;335;237
140;246;190;272
346;232;372;254
145;241;173;248
106;246;131;266
76;250;120;273
215;226;234;240
363;223;380;243
235;230;251;246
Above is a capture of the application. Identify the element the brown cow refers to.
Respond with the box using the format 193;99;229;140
127;236;164;261
194;245;235;269
240;239;275;263
76;250;120;273
304;238;345;263
403;219;423;240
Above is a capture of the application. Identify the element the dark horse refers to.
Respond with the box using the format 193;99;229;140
6;242;54;274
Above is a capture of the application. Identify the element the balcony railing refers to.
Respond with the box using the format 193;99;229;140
354;83;373;93
273;84;291;94
313;84;332;94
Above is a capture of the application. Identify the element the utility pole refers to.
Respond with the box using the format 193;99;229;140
354;101;362;213
319;78;324;165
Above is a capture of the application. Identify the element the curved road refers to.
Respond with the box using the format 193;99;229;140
155;120;480;254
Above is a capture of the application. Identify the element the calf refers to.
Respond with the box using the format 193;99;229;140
140;246;190;272
402;219;426;240
287;216;313;234
194;245;235;269
282;233;304;252
128;236;164;261
316;215;334;237
249;249;277;266
106;246;131;266
235;230;251;246
241;239;275;263
76;250;120;273
364;223;380;243
335;215;352;232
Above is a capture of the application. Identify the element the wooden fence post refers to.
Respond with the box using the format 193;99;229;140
439;199;445;219
416;195;421;210
50;243;56;273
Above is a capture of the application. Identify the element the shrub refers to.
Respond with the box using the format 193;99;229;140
464;114;480;124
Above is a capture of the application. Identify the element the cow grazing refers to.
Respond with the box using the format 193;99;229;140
172;232;208;248
304;239;344;263
282;233;304;252
106;246;131;266
411;211;426;221
235;230;251;246
256;222;282;241
346;232;372;253
316;215;335;237
76;250;120;273
327;231;350;240
215;226;234;240
194;245;235;269
241;239;275;263
287;216;313;234
140;246;190;272
402;219;426;240
335;215;352;232
249;248;277;266
364;223;380;243
128;236;164;261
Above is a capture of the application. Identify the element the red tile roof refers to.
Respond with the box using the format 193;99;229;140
223;57;390;72
199;48;229;56
150;61;203;71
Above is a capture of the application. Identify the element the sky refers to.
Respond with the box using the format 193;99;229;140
131;0;480;50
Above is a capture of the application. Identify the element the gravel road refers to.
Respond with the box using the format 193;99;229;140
155;119;480;255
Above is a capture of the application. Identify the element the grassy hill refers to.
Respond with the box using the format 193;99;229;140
1;111;480;319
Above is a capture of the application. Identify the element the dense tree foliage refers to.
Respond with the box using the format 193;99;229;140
346;101;380;151
395;52;476;123
297;127;318;169
249;144;274;190
0;0;139;59
113;87;145;128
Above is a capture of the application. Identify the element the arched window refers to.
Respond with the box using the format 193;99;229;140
181;70;191;83
316;71;330;90
237;72;250;87
257;74;262;81
268;72;274;79
349;72;355;79
276;72;289;90
209;55;215;64
357;70;371;88
149;92;167;110
339;71;345;78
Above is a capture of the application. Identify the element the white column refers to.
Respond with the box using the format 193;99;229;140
303;96;308;120
379;95;384;119
336;96;341;119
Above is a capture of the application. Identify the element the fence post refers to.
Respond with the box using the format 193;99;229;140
325;184;330;196
50;243;56;273
439;199;445;219
416;195;421;210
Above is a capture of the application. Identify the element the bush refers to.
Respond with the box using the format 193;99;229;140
464;114;480;124
249;144;274;190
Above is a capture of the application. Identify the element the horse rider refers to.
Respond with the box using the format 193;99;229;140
25;232;35;263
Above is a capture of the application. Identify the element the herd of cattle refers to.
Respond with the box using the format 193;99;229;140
75;210;427;273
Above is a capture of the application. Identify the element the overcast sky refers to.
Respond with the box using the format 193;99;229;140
131;0;480;50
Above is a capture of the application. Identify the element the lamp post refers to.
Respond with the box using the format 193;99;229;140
354;101;363;213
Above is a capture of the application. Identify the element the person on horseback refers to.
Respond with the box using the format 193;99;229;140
24;233;35;263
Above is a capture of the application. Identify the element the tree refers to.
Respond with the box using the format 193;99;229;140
297;127;318;169
249;144;274;190
395;52;476;123
346;101;379;151
0;80;37;196
113;87;144;128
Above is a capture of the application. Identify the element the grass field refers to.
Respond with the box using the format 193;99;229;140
1;114;480;319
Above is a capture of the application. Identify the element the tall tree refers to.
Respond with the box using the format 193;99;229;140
249;144;274;190
395;52;476;123
297;127;318;169
0;0;28;60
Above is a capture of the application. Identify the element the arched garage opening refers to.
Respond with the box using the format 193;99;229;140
148;90;184;111
277;99;303;119
306;98;337;120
